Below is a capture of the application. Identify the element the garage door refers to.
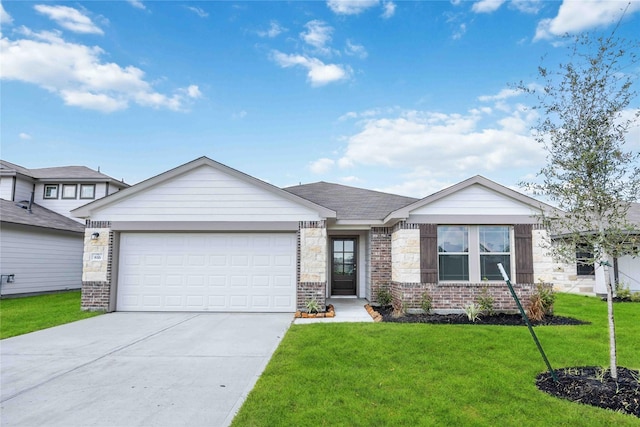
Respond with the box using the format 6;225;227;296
117;233;297;312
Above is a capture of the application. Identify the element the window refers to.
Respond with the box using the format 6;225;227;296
44;184;59;199
437;225;511;282
438;226;469;281
576;244;595;276
80;184;95;199
62;184;77;199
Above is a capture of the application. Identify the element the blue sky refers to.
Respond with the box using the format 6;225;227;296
2;0;639;197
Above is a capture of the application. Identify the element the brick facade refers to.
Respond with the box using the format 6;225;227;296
296;282;326;309
370;227;392;304
390;281;547;313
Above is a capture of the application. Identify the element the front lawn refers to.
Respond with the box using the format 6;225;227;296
232;294;640;426
0;291;102;339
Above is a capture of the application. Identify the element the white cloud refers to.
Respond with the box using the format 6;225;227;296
452;23;467;40
186;6;208;18
339;175;362;183
232;110;247;119
334;107;544;186
535;0;640;40
1;2;13;25
310;158;335;174
127;0;146;10
257;21;286;38
344;39;368;59
511;0;542;14
478;88;523;102
301;20;333;55
381;1;396;18
19;132;31;140
1;28;199;112
327;0;380;15
34;5;103;35
270;51;350;86
471;0;506;14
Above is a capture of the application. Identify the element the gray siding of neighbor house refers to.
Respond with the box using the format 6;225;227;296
0;223;83;295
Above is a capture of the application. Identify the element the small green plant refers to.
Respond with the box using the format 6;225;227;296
420;292;433;314
463;303;482;323
615;282;632;301
305;298;321;314
377;288;392;306
631;292;640;302
476;287;495;316
593;367;608;383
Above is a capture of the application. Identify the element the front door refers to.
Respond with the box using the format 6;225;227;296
331;238;357;296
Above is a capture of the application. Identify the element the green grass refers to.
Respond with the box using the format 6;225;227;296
233;294;640;426
0;291;102;339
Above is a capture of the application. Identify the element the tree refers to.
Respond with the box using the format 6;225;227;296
519;30;640;380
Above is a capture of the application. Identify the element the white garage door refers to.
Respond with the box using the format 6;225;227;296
117;233;297;312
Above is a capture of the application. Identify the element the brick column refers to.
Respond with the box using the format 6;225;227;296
370;227;392;304
297;221;327;310
81;221;113;311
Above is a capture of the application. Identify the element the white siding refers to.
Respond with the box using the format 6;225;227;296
615;255;640;292
14;177;34;202
34;182;109;223
409;184;538;216
0;177;13;200
0;224;83;295
91;165;322;222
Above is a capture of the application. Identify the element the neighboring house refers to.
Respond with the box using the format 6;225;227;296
72;156;561;313
0;160;128;296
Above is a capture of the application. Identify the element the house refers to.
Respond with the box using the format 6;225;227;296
72;156;560;313
0;160;128;296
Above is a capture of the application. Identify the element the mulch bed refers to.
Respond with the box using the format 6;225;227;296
375;306;588;326
537;367;640;417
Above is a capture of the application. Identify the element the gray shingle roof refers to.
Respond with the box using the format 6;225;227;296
0;160;128;185
0;199;85;233
284;182;418;220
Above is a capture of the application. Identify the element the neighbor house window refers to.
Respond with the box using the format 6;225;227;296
62;184;77;199
80;184;95;199
576;244;595;276
438;225;512;282
44;184;59;199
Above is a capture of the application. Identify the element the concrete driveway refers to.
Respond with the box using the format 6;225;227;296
1;312;292;427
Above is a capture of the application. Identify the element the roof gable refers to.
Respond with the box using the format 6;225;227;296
388;175;556;222
72;157;336;221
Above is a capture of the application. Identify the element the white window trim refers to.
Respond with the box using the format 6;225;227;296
438;225;514;283
62;184;77;199
80;184;96;200
44;184;59;199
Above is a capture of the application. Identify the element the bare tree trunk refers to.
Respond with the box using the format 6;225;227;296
604;263;618;380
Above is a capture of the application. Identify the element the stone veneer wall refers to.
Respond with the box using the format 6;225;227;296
532;228;595;294
370;227;392;304
297;221;327;310
390;281;544;313
81;221;113;311
391;223;420;283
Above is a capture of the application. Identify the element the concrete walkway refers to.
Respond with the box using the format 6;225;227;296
294;298;373;324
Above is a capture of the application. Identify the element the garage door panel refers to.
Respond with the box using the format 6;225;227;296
117;233;296;312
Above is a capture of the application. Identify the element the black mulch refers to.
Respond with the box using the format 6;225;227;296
375;306;588;326
537;367;640;417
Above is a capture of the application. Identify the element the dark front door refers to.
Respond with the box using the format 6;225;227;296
331;238;357;296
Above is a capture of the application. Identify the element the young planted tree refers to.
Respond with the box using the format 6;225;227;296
519;31;640;380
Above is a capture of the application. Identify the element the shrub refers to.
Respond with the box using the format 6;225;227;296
615;282;632;301
377;288;392;306
527;283;555;321
305;298;321;314
420;292;433;314
631;292;640;303
463;303;482;322
476;287;495;316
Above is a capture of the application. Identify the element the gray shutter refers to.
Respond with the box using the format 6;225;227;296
420;224;438;283
514;224;534;284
